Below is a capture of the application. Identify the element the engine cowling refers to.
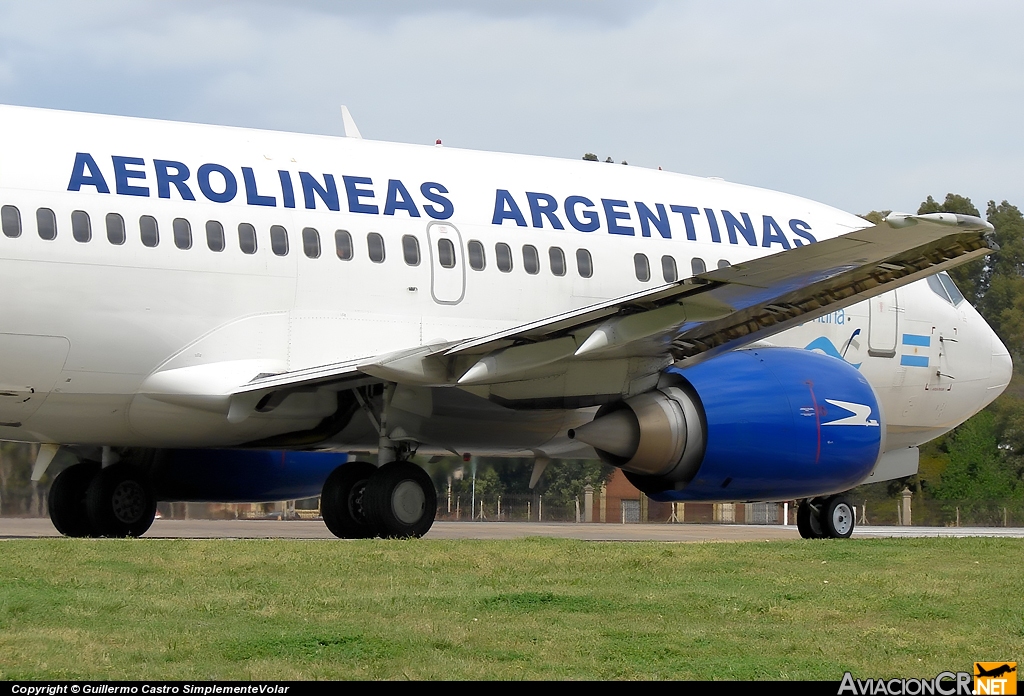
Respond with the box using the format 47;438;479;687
570;347;883;501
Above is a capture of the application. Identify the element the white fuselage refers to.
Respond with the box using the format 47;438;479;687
0;105;1011;455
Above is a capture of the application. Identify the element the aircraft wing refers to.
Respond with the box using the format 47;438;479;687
221;213;992;403
442;213;994;379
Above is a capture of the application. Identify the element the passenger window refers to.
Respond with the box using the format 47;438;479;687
140;215;159;247
938;272;965;306
106;213;125;245
549;247;566;276
496;243;513;273
302;227;321;259
335;229;353;260
576;248;593;278
691;257;706;275
367;232;385;263
270;225;289;256
71;210;91;242
717;259;731;269
402;234;420;266
238;223;257;254
173;218;192;250
634;253;651;282
661;255;678;282
468;240;486;270
523;245;540;275
206;220;225;252
37;208;57;240
438;238;456;268
1;205;21;238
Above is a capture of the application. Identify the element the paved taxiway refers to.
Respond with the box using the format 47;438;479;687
2;518;1023;540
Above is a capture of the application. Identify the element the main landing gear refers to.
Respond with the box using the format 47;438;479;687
47;461;157;538
321;460;437;539
797;495;855;539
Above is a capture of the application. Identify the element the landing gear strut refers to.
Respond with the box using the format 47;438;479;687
325;382;437;539
321;460;437;539
47;461;156;538
797;495;855;539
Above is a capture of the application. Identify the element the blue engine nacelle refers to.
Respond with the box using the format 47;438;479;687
150;449;348;502
569;347;882;502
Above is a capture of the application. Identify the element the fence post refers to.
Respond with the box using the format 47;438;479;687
584;485;593;523
470;458;476;521
901;488;912;526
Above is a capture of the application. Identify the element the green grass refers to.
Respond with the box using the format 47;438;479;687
0;538;1021;680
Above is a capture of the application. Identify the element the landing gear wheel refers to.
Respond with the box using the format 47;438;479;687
85;464;157;537
363;461;437;538
48;461;100;537
797;499;825;539
321;461;378;539
821;495;855;539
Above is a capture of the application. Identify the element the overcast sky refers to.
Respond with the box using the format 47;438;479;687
0;0;1021;215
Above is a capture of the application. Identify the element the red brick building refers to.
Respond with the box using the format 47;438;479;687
588;469;788;524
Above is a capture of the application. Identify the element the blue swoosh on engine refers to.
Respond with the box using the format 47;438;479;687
804;337;862;369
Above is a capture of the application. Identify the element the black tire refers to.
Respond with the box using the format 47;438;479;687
363;461;437;538
797;499;825;539
821;495;855;539
85;464;157;537
47;461;100;537
321;461;378;539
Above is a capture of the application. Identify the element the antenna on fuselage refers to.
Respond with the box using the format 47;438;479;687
340;105;362;139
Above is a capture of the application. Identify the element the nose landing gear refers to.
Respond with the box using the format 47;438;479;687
797;495;855;539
